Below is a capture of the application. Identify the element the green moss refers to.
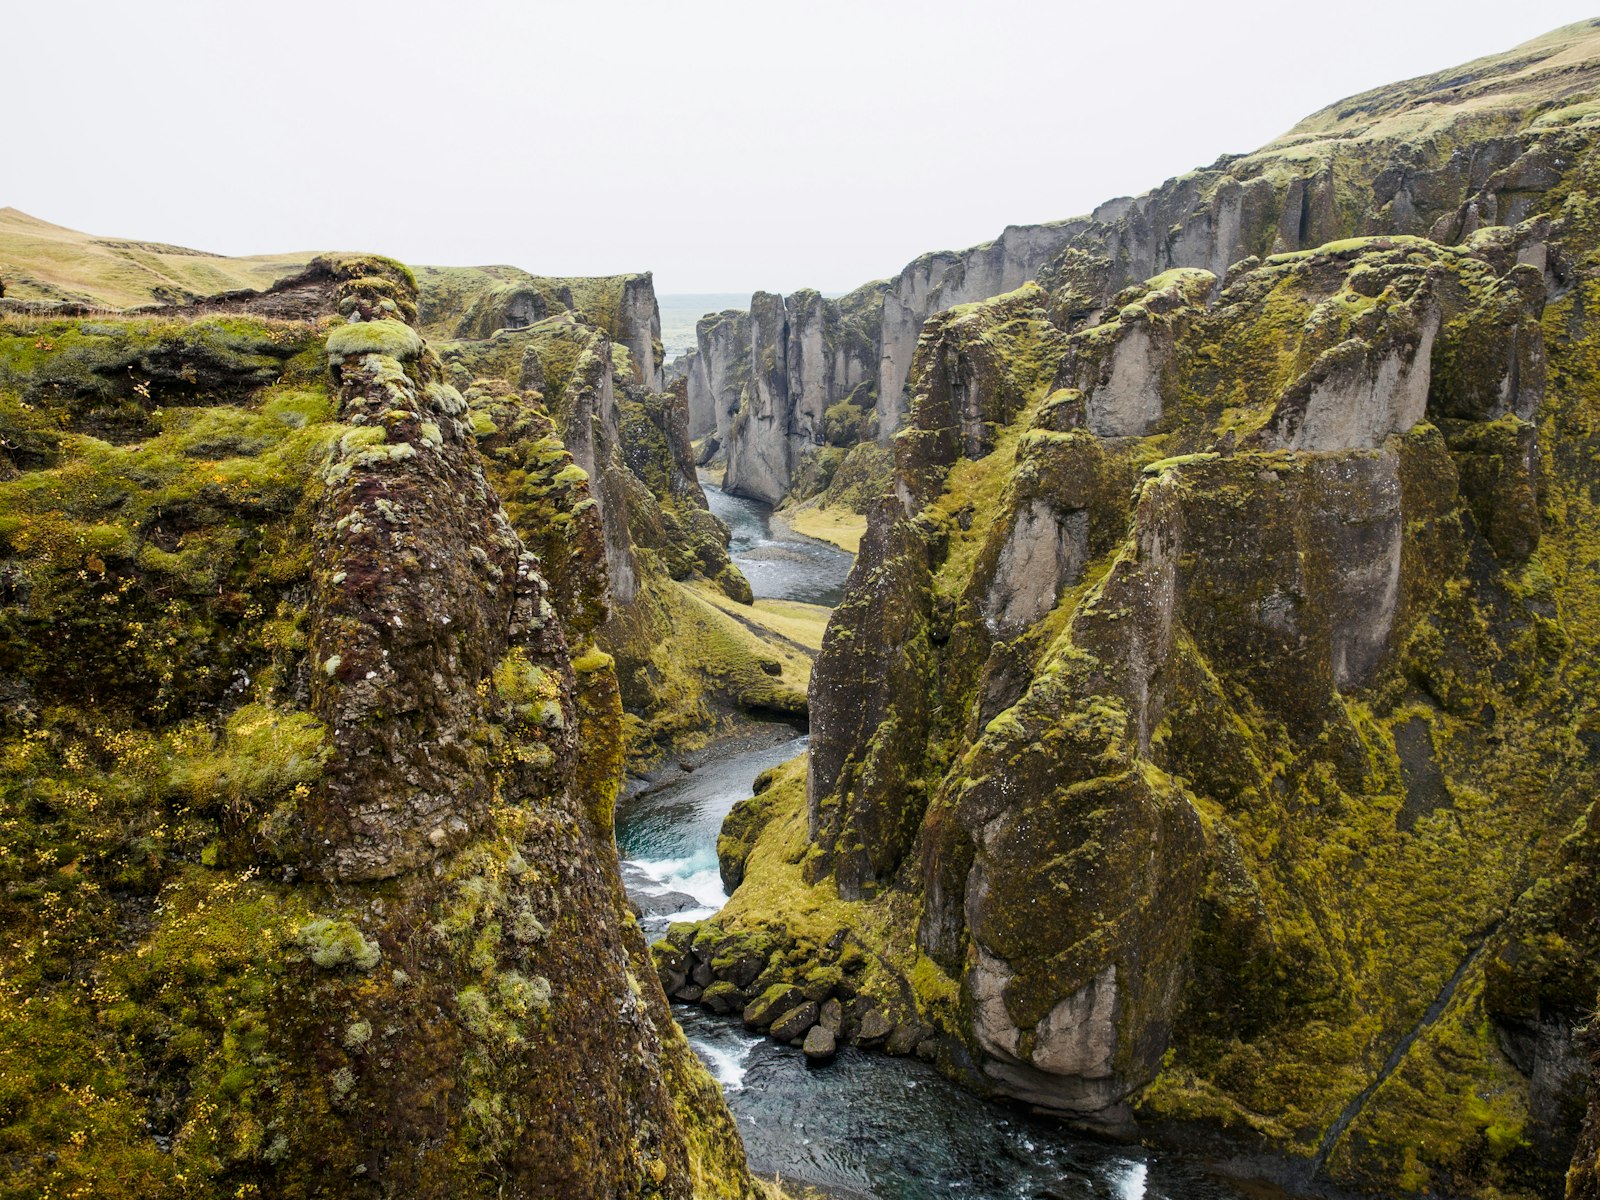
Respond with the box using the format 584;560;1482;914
165;701;329;818
597;575;809;762
324;318;423;363
572;647;614;674
1141;451;1219;476
492;647;560;708
293;918;381;971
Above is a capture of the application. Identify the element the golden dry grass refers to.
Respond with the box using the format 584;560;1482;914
0;207;320;309
777;504;867;555
682;578;832;654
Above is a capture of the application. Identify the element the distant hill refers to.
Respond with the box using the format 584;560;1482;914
0;207;320;308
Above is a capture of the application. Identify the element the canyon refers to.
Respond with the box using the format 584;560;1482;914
4;17;1600;1200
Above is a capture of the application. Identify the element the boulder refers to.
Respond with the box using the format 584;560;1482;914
742;983;804;1029
856;1007;893;1045
769;1001;820;1043
885;1022;927;1057
820;997;844;1038
701;981;744;1015
800;965;843;1002
803;1026;838;1062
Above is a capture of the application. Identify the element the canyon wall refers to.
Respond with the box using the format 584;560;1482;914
666;21;1600;1200
0;257;758;1198
427;273;812;763
702;19;1600;513
686;286;882;504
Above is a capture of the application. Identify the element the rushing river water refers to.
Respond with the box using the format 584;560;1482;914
615;486;1251;1200
702;480;855;607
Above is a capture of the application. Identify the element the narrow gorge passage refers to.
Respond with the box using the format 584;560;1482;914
614;490;1251;1200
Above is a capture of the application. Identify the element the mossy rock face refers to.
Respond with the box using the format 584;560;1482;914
729;124;1600;1197
415;265;661;390
691;24;1600;508
0;314;321;446
464;375;612;639
0;289;756;1196
437;308;771;767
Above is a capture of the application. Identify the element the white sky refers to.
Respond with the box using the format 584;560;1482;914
6;1;1598;293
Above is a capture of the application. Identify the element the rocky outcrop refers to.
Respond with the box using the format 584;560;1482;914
875;222;1087;437
704;52;1600;1193
618;273;665;393
691;287;880;502
695;225;1087;499
685;307;749;445
415;264;664;393
723;292;793;505
0;259;757;1197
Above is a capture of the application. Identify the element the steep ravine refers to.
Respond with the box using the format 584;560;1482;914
616;503;1251;1200
7;20;1600;1199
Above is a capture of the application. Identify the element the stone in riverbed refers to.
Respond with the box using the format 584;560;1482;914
743;984;804;1029
770;1001;820;1043
885;1021;928;1056
856;1007;893;1045
676;984;704;1003
801;965;843;1001
803;1025;837;1062
719;947;768;989
702;981;744;1014
820;997;843;1037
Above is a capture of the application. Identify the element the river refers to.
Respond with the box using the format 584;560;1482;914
701;479;855;607
615;483;1250;1200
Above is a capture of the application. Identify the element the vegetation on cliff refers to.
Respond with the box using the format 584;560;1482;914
0;258;758;1197
429;288;815;766
672;24;1600;1200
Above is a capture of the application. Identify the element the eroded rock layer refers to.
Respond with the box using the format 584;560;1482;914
701;21;1600;519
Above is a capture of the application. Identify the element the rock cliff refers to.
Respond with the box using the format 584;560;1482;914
667;21;1600;1200
0;257;758;1197
415;263;664;393
425;277;811;763
705;20;1600;518
686;286;881;505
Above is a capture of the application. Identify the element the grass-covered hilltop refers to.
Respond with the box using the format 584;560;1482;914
658;18;1600;1200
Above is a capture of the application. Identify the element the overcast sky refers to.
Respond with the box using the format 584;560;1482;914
7;1;1598;294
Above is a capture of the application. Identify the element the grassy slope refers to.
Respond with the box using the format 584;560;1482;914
683;579;831;656
0;208;317;308
778;506;867;554
1272;19;1600;147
